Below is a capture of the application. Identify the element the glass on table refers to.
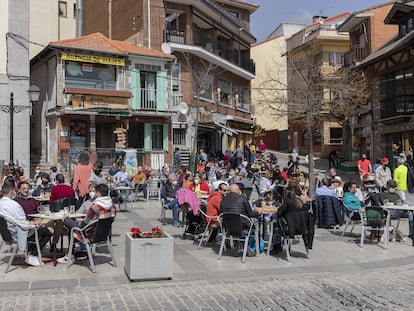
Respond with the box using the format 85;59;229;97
63;206;69;217
69;205;76;214
44;205;50;216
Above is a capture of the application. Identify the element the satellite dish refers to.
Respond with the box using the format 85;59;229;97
161;43;172;54
179;102;188;115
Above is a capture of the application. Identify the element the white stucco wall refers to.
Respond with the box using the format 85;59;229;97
0;0;8;75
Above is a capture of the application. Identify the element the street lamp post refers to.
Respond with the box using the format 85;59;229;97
0;83;40;169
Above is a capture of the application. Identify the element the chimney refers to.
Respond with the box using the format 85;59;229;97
312;16;327;24
76;0;84;37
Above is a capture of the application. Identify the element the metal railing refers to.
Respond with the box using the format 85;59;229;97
164;28;185;44
141;88;157;110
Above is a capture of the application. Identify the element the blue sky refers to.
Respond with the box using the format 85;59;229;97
250;0;390;42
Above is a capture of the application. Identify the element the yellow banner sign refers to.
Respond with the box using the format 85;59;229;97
72;95;129;110
62;52;125;66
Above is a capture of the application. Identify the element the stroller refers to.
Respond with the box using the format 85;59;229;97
181;202;207;239
363;174;377;193
176;188;207;239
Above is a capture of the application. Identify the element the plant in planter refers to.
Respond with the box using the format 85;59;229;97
125;226;173;281
130;226;166;239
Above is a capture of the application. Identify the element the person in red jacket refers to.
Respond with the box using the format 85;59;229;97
206;182;229;227
49;174;75;204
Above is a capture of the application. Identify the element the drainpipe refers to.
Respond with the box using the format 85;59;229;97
76;0;83;37
108;0;112;39
147;0;151;48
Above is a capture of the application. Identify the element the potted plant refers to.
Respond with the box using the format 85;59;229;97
124;226;174;281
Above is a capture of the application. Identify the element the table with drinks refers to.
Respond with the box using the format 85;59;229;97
29;205;85;266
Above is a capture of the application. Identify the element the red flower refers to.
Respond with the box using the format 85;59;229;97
130;226;165;238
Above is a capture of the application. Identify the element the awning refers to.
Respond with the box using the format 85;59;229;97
65;87;132;98
234;129;253;135
214;122;238;136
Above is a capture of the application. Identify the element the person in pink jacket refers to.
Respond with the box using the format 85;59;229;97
72;152;92;201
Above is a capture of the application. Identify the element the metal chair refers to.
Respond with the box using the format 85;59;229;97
0;216;43;273
342;203;385;248
160;199;183;226
197;210;221;248
277;214;311;262
67;217;117;273
218;213;256;263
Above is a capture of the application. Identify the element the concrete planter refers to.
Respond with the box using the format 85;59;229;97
124;232;174;281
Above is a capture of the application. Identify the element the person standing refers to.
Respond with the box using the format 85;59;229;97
375;157;392;192
328;150;339;169
357;153;372;184
249;142;256;164
258;139;267;154
236;145;244;167
72;152;92;201
394;156;409;202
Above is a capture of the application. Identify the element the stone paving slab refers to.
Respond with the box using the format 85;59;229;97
0;264;413;310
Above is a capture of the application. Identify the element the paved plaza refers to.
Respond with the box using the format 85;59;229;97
0;152;414;309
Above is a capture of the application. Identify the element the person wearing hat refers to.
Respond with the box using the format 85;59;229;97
331;176;344;198
375;157;392;192
32;173;54;197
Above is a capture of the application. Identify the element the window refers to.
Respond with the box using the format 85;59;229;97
328;53;344;66
400;17;413;36
330;128;343;144
173;129;186;145
65;61;116;90
171;63;180;93
235;86;249;110
140;71;157;109
194;69;213;101
152;124;164;150
217;79;232;106
128;123;144;149
73;3;77;18
59;1;67;17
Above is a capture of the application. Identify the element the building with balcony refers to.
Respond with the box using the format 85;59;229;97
338;2;397;160
285;13;351;157
355;1;414;162
82;0;257;160
30;32;175;172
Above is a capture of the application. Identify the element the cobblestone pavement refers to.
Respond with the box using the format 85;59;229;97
1;264;413;310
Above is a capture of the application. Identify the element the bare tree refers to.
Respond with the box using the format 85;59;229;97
255;48;370;195
178;52;223;173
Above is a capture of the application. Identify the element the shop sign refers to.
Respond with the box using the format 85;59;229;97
72;95;129;110
62;52;125;66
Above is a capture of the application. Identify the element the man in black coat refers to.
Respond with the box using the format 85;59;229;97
220;183;260;219
220;183;261;256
